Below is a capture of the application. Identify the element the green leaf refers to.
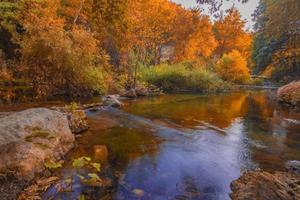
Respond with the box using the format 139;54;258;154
44;160;63;169
78;195;85;200
88;173;101;181
83;157;91;162
91;162;101;172
72;157;88;168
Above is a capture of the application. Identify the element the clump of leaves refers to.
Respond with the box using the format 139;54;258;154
79;195;86;200
72;157;102;187
72;156;101;172
65;102;79;113
78;173;102;187
45;160;63;170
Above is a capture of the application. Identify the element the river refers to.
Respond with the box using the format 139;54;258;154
4;90;300;200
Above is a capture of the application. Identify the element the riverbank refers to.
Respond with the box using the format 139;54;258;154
0;102;101;199
231;169;300;200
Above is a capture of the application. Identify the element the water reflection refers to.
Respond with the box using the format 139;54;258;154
44;91;300;199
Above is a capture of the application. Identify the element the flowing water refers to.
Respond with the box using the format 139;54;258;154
5;90;300;200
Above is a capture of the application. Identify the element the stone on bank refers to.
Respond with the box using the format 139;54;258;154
0;108;75;180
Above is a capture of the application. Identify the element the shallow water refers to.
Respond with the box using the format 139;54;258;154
38;91;300;199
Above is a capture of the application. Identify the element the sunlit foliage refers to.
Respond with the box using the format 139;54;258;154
216;50;250;83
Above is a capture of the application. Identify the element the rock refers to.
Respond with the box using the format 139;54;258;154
51;106;89;134
102;95;122;108
94;145;108;164
0;112;11;118
81;103;103;110
123;89;137;98
0;108;75;180
277;81;300;108
67;110;89;134
135;86;149;97
132;189;145;197
231;170;300;200
121;84;162;98
286;160;300;174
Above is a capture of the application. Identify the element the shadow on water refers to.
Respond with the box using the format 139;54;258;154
43;91;300;200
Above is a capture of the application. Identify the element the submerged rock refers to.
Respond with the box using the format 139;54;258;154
231;170;300;200
102;95;122;107
0;108;75;180
132;188;145;197
93;145;108;163
277;81;300;108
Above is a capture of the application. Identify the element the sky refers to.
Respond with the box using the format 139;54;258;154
172;0;260;30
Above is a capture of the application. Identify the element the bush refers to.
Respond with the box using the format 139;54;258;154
216;50;250;84
139;62;229;92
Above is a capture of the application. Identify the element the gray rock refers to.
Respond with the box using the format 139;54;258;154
123;89;137;98
102;95;122;107
51;106;89;134
0;108;75;180
286;160;300;174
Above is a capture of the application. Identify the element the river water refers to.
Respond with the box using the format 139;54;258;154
7;90;300;200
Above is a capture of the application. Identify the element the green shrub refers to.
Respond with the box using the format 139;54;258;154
139;62;229;92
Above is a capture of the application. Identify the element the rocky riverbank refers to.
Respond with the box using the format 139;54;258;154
231;160;300;200
0;108;75;199
277;81;300;110
0;101;100;199
231;170;300;200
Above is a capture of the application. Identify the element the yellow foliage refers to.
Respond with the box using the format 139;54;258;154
216;50;250;83
214;8;252;58
175;14;217;61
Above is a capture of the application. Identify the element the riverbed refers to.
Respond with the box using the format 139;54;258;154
3;90;300;200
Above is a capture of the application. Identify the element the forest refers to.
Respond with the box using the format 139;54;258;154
0;1;300;200
0;0;298;101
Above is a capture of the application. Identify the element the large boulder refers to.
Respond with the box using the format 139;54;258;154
277;81;300;108
0;108;75;180
231;170;300;200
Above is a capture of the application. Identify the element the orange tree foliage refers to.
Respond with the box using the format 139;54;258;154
171;9;217;61
126;0;177;64
216;50;250;83
125;1;218;64
0;0;256;98
181;15;217;60
213;8;252;58
19;0;109;98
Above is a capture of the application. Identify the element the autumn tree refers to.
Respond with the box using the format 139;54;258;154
126;0;177;64
216;50;250;83
171;8;217;61
213;8;252;59
0;1;21;58
20;0;109;98
252;0;300;81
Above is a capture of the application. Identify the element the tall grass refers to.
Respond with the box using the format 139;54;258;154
139;62;230;92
